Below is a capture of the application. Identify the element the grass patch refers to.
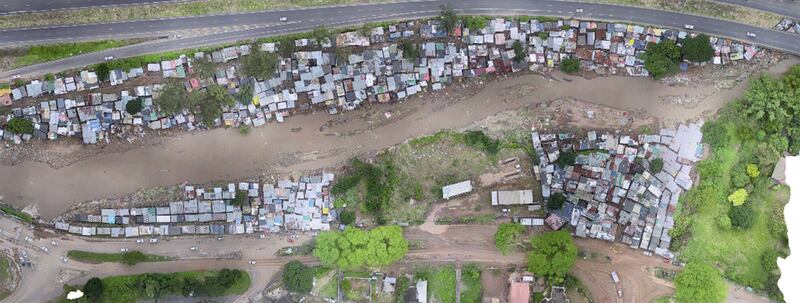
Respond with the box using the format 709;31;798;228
435;214;495;225
0;205;34;224
416;265;456;303
0;254;15;301
460;264;482;303
12;40;146;68
67;250;170;266
58;269;249;303
589;0;781;28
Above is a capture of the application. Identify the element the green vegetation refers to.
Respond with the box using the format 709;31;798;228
555;151;576;167
434;214;494;225
191;57;216;78
95;63;110;81
5;117;33;134
416;266;456;303
671;66;800;301
313;226;408;269
460;264;482;303
229;190;249;206
311;25;333;46
236;83;254;106
67;250;170;266
59;269;250;303
240;47;279;80
527;231;577;284
727;188;748;206
439;4;457;34
644;40;681;79
330;158;396;221
0;205;34;223
43;73;55;81
83;278;103;302
512;40;526;63
125;98;143;115
0;254;16;300
462;16;491;29
283;261;314;293
673;262;726;303
494;223;526;255
682;34;714;63
400;40;420;59
11;40;145;68
339;210;356;225
560;58;581;73
547;192;566;210
155;81;234;126
650;158;664;174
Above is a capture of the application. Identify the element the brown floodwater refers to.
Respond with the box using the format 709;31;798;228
1;58;797;218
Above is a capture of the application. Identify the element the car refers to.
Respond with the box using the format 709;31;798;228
279;17;288;22
217;236;224;241
248;260;256;265
60;256;69;263
576;8;583;13
684;24;694;30
11;75;20;79
103;56;114;61
50;240;59;246
190;246;198;251
172;34;183;39
258;234;266;239
136;239;145;244
149;238;159;243
41;246;50;253
120;248;129;252
746;32;757;38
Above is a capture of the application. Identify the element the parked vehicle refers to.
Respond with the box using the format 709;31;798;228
684;24;694;30
746;32;757;38
190;246;198;251
104;56;114;61
149;238;159;243
120;248;129;252
136;239;145;244
248;260;256;265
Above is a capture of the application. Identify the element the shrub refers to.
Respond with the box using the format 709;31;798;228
43;73;55;81
727;189;748;206
746;164;760;179
6;117;34;134
547;193;566;211
512;40;526;63
644;40;681;79
716;215;731;231
555;151;577;167
701;120;730;149
83;277;104;302
560;58;580;73
730;164;750;188
95;63;110;81
682;34;715;63
729;202;756;229
283;261;314;293
125;98;143;115
674;262;726;303
462;130;500;155
339;210;356;225
650;158;664;174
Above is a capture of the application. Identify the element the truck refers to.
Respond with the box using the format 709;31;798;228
611;271;620;284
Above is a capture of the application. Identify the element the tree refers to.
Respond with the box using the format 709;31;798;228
729;202;756;229
6;117;33;134
334;47;352;65
192;57;216;78
673;262;726;303
311;25;332;47
339;210;356;225
283;261;314;293
121;251;149;265
494;223;525;255
12;78;25;88
43;73;55;81
717;214;731;231
358;23;374;37
560;58;580;73
727;188;748;206
155;81;188;115
95;63;111;81
512;40;526;63
230;190;248;206
649;158;664;174
741;75;790;133
701;120;730;149
240;48;279;80
547;192;566;210
527;231;577;283
399;40;419;59
439;4;457;34
644;40;681;79
555;151;577;167
682;34;714;63
746;163;760;178
277;38;296;58
126;97;143;115
83;277;104;302
235;83;253;106
313;226;408;269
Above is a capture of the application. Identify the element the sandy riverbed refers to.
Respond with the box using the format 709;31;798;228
1;59;798;218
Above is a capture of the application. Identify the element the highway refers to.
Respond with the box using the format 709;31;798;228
0;0;194;15
1;0;799;80
716;0;800;19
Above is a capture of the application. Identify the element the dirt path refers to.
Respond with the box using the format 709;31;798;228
2;59;798;218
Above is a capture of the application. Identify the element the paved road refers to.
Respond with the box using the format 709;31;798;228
716;0;800;19
1;0;799;81
0;0;194;15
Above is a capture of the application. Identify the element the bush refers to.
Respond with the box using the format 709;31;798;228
83;277;104;302
400;40;420;59
729;202;756;229
555;151;577;167
730;164;750;188
125;98;143;115
674;262;726;303
527;231;577;284
43;73;55;81
339;210;356;225
283;261;314;293
727;188;748;206
746;164;760;178
462;130;500;155
682;34;715;63
644;40;681;79
702;120;730;149
512;40;526;63
494;223;525;255
6;117;34;134
650;158;664;174
95;63;110;81
240;48;278;80
560;58;580;73
547;193;566;210
717;215;731;231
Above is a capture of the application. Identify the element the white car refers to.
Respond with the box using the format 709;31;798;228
51;240;59;246
190;246;198;251
279;17;288;22
576;8;583;13
248;260;256;265
258;234;266;239
136;239;145;244
684;24;694;30
746;32;757;38
149;238;159;243
120;248;129;252
60;256;69;263
103;56;114;61
11;75;20;79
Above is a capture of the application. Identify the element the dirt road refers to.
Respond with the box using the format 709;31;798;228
3;58;797;218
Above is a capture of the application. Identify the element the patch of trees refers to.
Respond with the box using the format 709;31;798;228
729;201;756;229
400;40;420;59
5;117;33;134
313;226;408;269
82;277;103;302
555;151;577;167
192;57;216;78
738;65;800;155
125;98;143;115
547;192;566;210
643;40;681;79
527;231;577;284
682;34;715;63
330;158;397;223
95;63;110;81
494;223;525;255
461;130;500;156
282;261;314;293
240;48;279;80
70;269;248;302
673;262;726;303
438;4;457;34
560;58;580;73
512;41;526;63
155;81;235;127
338;210;356;225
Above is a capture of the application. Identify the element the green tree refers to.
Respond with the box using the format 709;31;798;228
729;202;756;229
547;192;566;211
83;277;104;302
230;190;248;206
121;251;149;266
6;117;34;134
741;75;790;133
240;48;279;80
155;81;188;115
313;226;408;269
674;262;726;303
235;83;253;106
282;261;314;293
527;231;577;283
95;63;111;81
650;158;664;174
731;163;750;188
555;151;577;167
745;163;760;178
339;210;356;225
512;40;526;63
560;58;580;73
439;4;458;34
644;40;681;79
334;47;352;64
727;188;748;206
192;57;216;78
125;98;143;115
277;38;296;58
12;78;25;87
358;23;374;37
494;223;525;255
400;40;419;59
682;34;714;63
311;25;332;47
701;120;730;149
717;215;731;231
43;73;55;81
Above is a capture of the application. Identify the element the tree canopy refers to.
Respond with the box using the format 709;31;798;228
6;117;33;134
512;40;526;63
560;58;580;73
83;277;104;302
95;63;110;81
438;4;457;34
644;40;681;79
311;26;332;47
527;231;577;283
313;226;408;269
547;192;566;210
240;48;279;80
282;261;314;293
682;34;714;63
192;57;216;78
729;201;756;229
155;81;188;115
674;262;727;303
555;151;577;167
125;98;143;115
494;223;525;255
339;210;356;225
649;158;664;174
727;188;748;206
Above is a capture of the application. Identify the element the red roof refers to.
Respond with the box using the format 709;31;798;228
509;282;531;303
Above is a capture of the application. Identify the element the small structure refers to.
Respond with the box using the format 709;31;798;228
416;280;428;303
491;190;534;205
508;282;530;303
442;180;472;200
383;276;397;293
772;157;787;185
543;286;569;303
